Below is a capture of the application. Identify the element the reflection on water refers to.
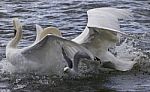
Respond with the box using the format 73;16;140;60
0;0;150;91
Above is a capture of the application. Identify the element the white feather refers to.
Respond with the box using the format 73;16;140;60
73;7;135;71
5;18;94;76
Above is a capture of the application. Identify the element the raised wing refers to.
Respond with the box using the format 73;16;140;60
73;27;119;58
72;8;134;71
72;7;131;44
34;24;43;43
21;34;94;74
34;25;62;44
87;7;131;33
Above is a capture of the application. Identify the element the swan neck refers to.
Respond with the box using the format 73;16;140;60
7;28;22;48
72;27;89;44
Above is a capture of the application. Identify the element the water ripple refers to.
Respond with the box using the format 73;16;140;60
0;0;150;91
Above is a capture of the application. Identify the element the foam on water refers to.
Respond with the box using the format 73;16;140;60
0;58;16;74
115;33;150;72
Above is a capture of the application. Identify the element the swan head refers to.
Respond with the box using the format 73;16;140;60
13;18;22;35
12;18;23;40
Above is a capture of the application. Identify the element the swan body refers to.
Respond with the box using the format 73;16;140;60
72;7;135;71
35;25;100;75
6;18;95;76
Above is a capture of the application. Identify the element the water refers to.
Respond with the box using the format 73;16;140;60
0;0;150;91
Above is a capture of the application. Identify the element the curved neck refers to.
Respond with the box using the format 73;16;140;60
7;28;22;48
72;27;89;44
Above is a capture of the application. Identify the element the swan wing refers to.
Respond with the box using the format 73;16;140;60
73;27;135;71
72;8;134;71
35;25;62;44
86;7;131;33
34;24;43;43
73;7;131;43
23;34;93;60
21;35;93;74
73;27;118;58
72;7;131;56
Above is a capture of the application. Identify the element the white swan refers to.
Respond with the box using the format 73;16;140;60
72;7;136;71
34;25;100;75
6;18;97;76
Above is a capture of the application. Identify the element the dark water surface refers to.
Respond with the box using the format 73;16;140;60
0;0;150;92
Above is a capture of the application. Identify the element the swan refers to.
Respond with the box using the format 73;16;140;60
34;25;100;75
6;18;97;76
72;7;136;71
